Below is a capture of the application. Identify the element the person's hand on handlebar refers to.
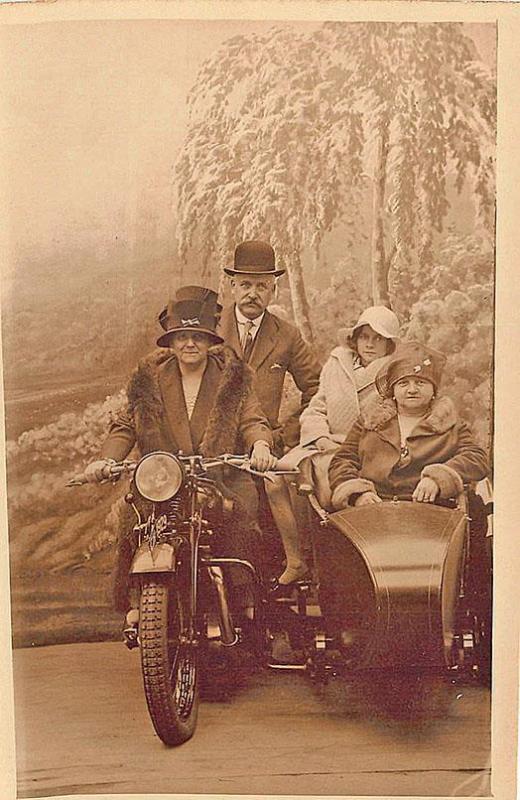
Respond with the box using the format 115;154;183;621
412;477;440;503
84;459;116;483
250;441;278;472
354;491;382;507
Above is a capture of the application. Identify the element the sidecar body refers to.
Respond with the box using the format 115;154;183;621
276;488;492;681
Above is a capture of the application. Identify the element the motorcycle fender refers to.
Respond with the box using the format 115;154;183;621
130;542;177;574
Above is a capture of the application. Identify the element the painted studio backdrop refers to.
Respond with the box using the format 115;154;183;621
2;18;496;647
1;17;497;799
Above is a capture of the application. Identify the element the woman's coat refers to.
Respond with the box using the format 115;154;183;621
276;346;392;507
298;345;391;447
329;396;489;509
100;345;272;461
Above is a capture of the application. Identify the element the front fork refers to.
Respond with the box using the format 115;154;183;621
187;490;259;649
207;565;239;646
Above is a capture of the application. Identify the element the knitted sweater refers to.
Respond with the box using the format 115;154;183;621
298;347;392;447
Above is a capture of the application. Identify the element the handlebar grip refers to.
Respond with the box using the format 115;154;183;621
66;473;89;486
66;462;127;487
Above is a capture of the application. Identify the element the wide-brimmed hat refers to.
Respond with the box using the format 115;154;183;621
157;286;224;348
351;306;400;341
375;342;447;398
224;240;285;277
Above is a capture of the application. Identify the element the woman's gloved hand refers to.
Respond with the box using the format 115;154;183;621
250;441;278;472
412;476;440;503
354;491;382;507
84;459;116;483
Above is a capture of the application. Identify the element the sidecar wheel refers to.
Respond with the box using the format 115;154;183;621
139;577;199;746
465;517;493;687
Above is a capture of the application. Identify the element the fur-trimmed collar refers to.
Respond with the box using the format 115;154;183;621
126;344;254;457
362;395;459;434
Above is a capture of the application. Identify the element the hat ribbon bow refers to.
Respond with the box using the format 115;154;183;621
181;317;200;326
413;357;432;373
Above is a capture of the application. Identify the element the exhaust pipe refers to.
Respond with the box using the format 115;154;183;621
208;566;239;646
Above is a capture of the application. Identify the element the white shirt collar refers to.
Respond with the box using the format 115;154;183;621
235;306;266;331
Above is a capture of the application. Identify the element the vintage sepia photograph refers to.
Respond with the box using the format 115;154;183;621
0;1;517;799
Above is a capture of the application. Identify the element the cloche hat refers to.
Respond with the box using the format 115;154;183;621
375;342;447;398
156;286;223;348
351;305;400;340
224;240;285;278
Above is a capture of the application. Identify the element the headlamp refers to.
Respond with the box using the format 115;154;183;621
134;452;184;502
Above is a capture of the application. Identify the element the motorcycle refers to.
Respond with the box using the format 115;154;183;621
67;454;492;746
67;451;293;746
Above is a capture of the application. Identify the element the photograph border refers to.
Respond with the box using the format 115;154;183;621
0;2;518;800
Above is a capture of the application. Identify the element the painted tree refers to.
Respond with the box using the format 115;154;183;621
321;22;496;308
174;21;495;338
174;27;365;343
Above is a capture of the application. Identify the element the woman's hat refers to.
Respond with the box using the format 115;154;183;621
351;305;400;340
224;240;286;277
375;342;447;398
156;286;224;348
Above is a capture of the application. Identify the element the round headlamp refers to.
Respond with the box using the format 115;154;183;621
134;452;184;502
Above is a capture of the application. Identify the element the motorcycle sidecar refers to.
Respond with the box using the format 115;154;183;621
303;492;492;683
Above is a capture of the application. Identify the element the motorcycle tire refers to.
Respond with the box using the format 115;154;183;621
139;577;199;746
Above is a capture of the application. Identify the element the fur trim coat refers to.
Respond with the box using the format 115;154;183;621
100;345;272;461
329;396;489;509
100;346;272;612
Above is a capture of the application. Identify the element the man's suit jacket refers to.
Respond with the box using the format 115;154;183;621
219;306;321;452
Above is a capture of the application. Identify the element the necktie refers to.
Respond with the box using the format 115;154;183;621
241;320;255;362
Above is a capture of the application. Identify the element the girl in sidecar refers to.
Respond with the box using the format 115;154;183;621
307;344;491;676
268;306;400;594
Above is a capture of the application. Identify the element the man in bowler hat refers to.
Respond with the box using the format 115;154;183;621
219;240;321;455
219;241;321;587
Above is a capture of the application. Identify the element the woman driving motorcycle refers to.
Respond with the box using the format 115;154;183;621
328;343;489;509
84;286;277;628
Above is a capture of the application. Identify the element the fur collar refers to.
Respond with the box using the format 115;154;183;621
362;395;459;434
127;344;254;457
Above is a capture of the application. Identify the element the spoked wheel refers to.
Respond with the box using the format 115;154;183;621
139;576;199;745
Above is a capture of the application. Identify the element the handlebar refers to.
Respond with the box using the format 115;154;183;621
66;460;136;486
377;493;460;509
66;453;299;487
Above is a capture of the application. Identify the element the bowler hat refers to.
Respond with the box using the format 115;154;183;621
157;286;223;348
224;240;285;277
375;342;447;398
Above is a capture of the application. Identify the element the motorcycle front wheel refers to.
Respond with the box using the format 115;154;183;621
139;576;199;745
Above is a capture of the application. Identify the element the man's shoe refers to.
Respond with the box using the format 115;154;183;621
269;575;312;601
